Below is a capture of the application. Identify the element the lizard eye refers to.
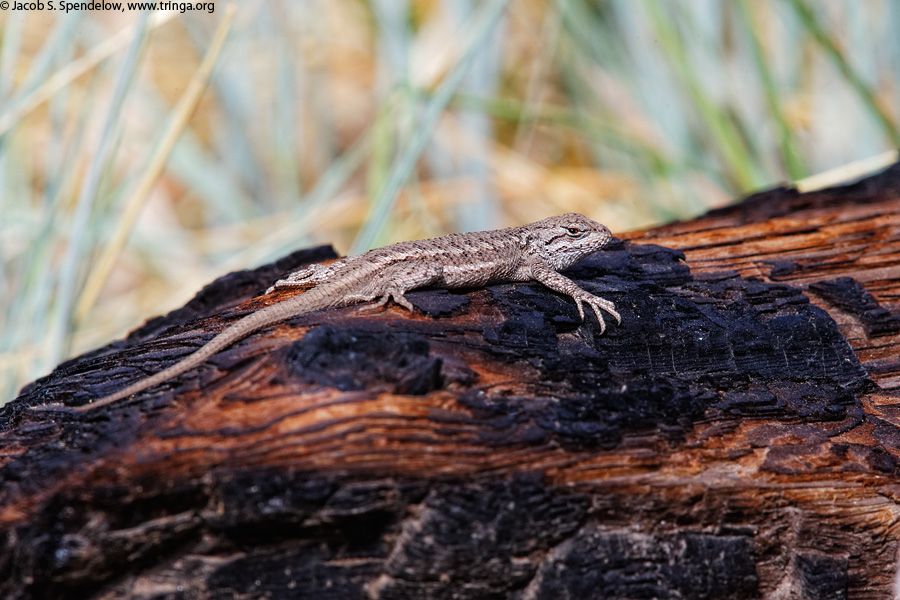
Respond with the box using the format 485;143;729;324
565;226;583;236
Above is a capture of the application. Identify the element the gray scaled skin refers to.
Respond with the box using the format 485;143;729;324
71;213;621;412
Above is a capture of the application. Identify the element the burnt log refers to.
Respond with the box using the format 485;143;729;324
3;164;900;599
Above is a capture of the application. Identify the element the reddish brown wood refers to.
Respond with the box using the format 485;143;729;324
3;165;900;599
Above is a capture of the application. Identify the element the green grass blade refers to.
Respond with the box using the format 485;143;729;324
735;0;807;180
789;0;900;147
351;0;511;254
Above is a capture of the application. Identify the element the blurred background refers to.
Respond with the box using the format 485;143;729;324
2;0;899;404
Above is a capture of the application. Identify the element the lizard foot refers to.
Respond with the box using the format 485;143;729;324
571;293;620;334
267;264;334;294
353;291;415;314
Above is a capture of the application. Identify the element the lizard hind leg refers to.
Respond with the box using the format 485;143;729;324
267;263;336;293
353;262;444;315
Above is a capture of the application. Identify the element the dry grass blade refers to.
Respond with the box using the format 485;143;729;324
75;5;237;321
0;11;177;137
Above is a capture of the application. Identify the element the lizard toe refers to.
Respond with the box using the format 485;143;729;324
391;293;415;313
586;301;608;334
573;298;587;321
354;294;388;312
588;295;620;325
611;308;622;325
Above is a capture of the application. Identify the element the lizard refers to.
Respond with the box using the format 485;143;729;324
70;213;621;412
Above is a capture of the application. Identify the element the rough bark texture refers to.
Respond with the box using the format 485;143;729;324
2;164;900;599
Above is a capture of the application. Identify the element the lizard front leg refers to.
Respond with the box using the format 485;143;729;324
529;261;620;334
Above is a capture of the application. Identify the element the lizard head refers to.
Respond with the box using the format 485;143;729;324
532;213;613;270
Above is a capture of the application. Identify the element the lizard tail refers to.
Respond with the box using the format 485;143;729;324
74;288;337;412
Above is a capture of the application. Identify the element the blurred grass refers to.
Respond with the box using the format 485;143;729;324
1;0;899;404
